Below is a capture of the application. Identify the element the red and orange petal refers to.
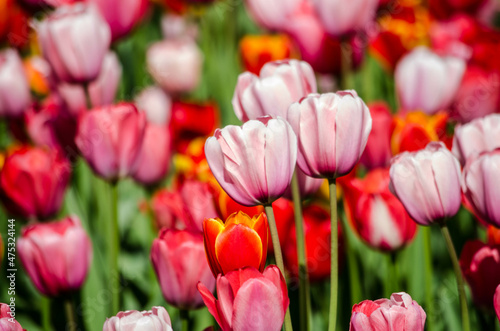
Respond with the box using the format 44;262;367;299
203;217;225;276
24;57;50;96
240;34;294;75
488;226;500;245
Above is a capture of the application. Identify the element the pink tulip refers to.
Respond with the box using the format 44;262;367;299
287;91;372;179
135;86;172;125
147;39;203;94
350;292;426;331
390;142;462;226
37;3;111;84
103;306;172;331
313;0;378;37
20;0;78;8
86;0;149;41
0;49;31;118
161;13;198;40
151;229;215;309
244;0;302;31
232;59;317;122
205;116;297;206
453;114;500;166
462;149;500;227
395;46;466;115
75;103;146;181
18;216;92;297
0;303;23;331
132;123;172;185
198;266;289;331
495;285;500;322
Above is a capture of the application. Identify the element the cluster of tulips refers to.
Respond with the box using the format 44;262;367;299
1;0;500;330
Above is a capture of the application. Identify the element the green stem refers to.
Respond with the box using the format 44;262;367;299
41;296;52;331
64;298;77;331
290;170;311;331
180;309;189;331
439;223;470;331
83;84;92;110
423;227;435;331
328;178;338;331
385;253;399;297
109;181;120;315
264;204;293;331
339;217;362;306
340;40;353;90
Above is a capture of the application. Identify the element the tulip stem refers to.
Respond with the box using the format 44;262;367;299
423;227;435;331
83;83;92;110
41;296;52;331
328;178;338;331
64;298;77;331
439;223;470;331
109;181;120;315
179;309;189;331
340;40;353;90
290;170;311;331
264;204;293;331
340;217;362;306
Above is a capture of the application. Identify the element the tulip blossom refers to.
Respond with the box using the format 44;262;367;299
205;116;297;206
389;142;462;226
75;103;146;181
350;292;426;330
18;216;92;297
239;34;292;75
135;86;172;125
37;3;111;84
244;0;301;31
462;150;500;227
287;91;372;179
198;266;289;331
147;38;203;94
103;306;172;331
232;60;317;122
343;169;417;251
151;229;215;309
203;212;268;276
161;13;198;40
0;48;31;117
395;47;466;115
360;102;394;169
0;147;70;219
0;303;23;331
495;285;500;322
459;240;500;309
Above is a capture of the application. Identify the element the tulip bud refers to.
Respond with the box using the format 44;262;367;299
0;303;23;331
197;266;289;331
103;306;172;331
350;292;426;330
389;142;462;226
135;86;172;126
18;216;92;297
37;3;111;84
151;229;215;309
0;49;31;118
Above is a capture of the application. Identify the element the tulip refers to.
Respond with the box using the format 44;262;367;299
0;147;70;219
360;102;394;169
459;240;500;309
313;0;378;37
75;103;146;181
198;266;289;331
151;189;187;230
239;34;292;75
453;114;500;166
429;0;495;20
18;216;92;297
37;3;111;84
161;13;197;40
103;306;172;331
395;46;466;115
232;59;317;122
135;86;172;125
151;229;215;309
462;149;500;227
203;212;268;276
0;303;23;331
24;55;53;96
287;91;372;179
350;292;426;331
495;285;500;322
147;38;203;94
389;142;461;226
244;0;301;31
205;116;297;207
216;187;264;221
0;48;31;118
86;0;149;41
343;169;417;251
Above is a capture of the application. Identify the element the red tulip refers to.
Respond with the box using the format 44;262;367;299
18;216;92;297
0;303;23;331
151;229;215;309
103;306;172;331
203;212;268;276
0;48;31;118
429;0;494;20
197;266;289;331
0;147;70;219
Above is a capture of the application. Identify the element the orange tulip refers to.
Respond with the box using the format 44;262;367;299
203;211;268;277
239;34;293;75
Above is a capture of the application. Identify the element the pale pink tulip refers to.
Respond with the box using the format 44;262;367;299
0;303;23;331
244;0;302;31
103;306;172;331
135;86;172;125
0;49;31;117
161;13;198;40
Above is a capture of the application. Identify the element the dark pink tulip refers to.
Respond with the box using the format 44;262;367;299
453;114;500;166
0;49;31;118
18;216;92;297
462;149;500;227
0;303;23;331
232;59;317;122
205;116;297;206
135;86;172;125
244;0;301;31
151;229;215;309
395;47;466;115
198;266;289;331
495;285;500;322
37;3;111;84
75;103;146;181
103;306;172;331
350;292;426;331
86;0;149;41
390;142;462;226
287;91;372;179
